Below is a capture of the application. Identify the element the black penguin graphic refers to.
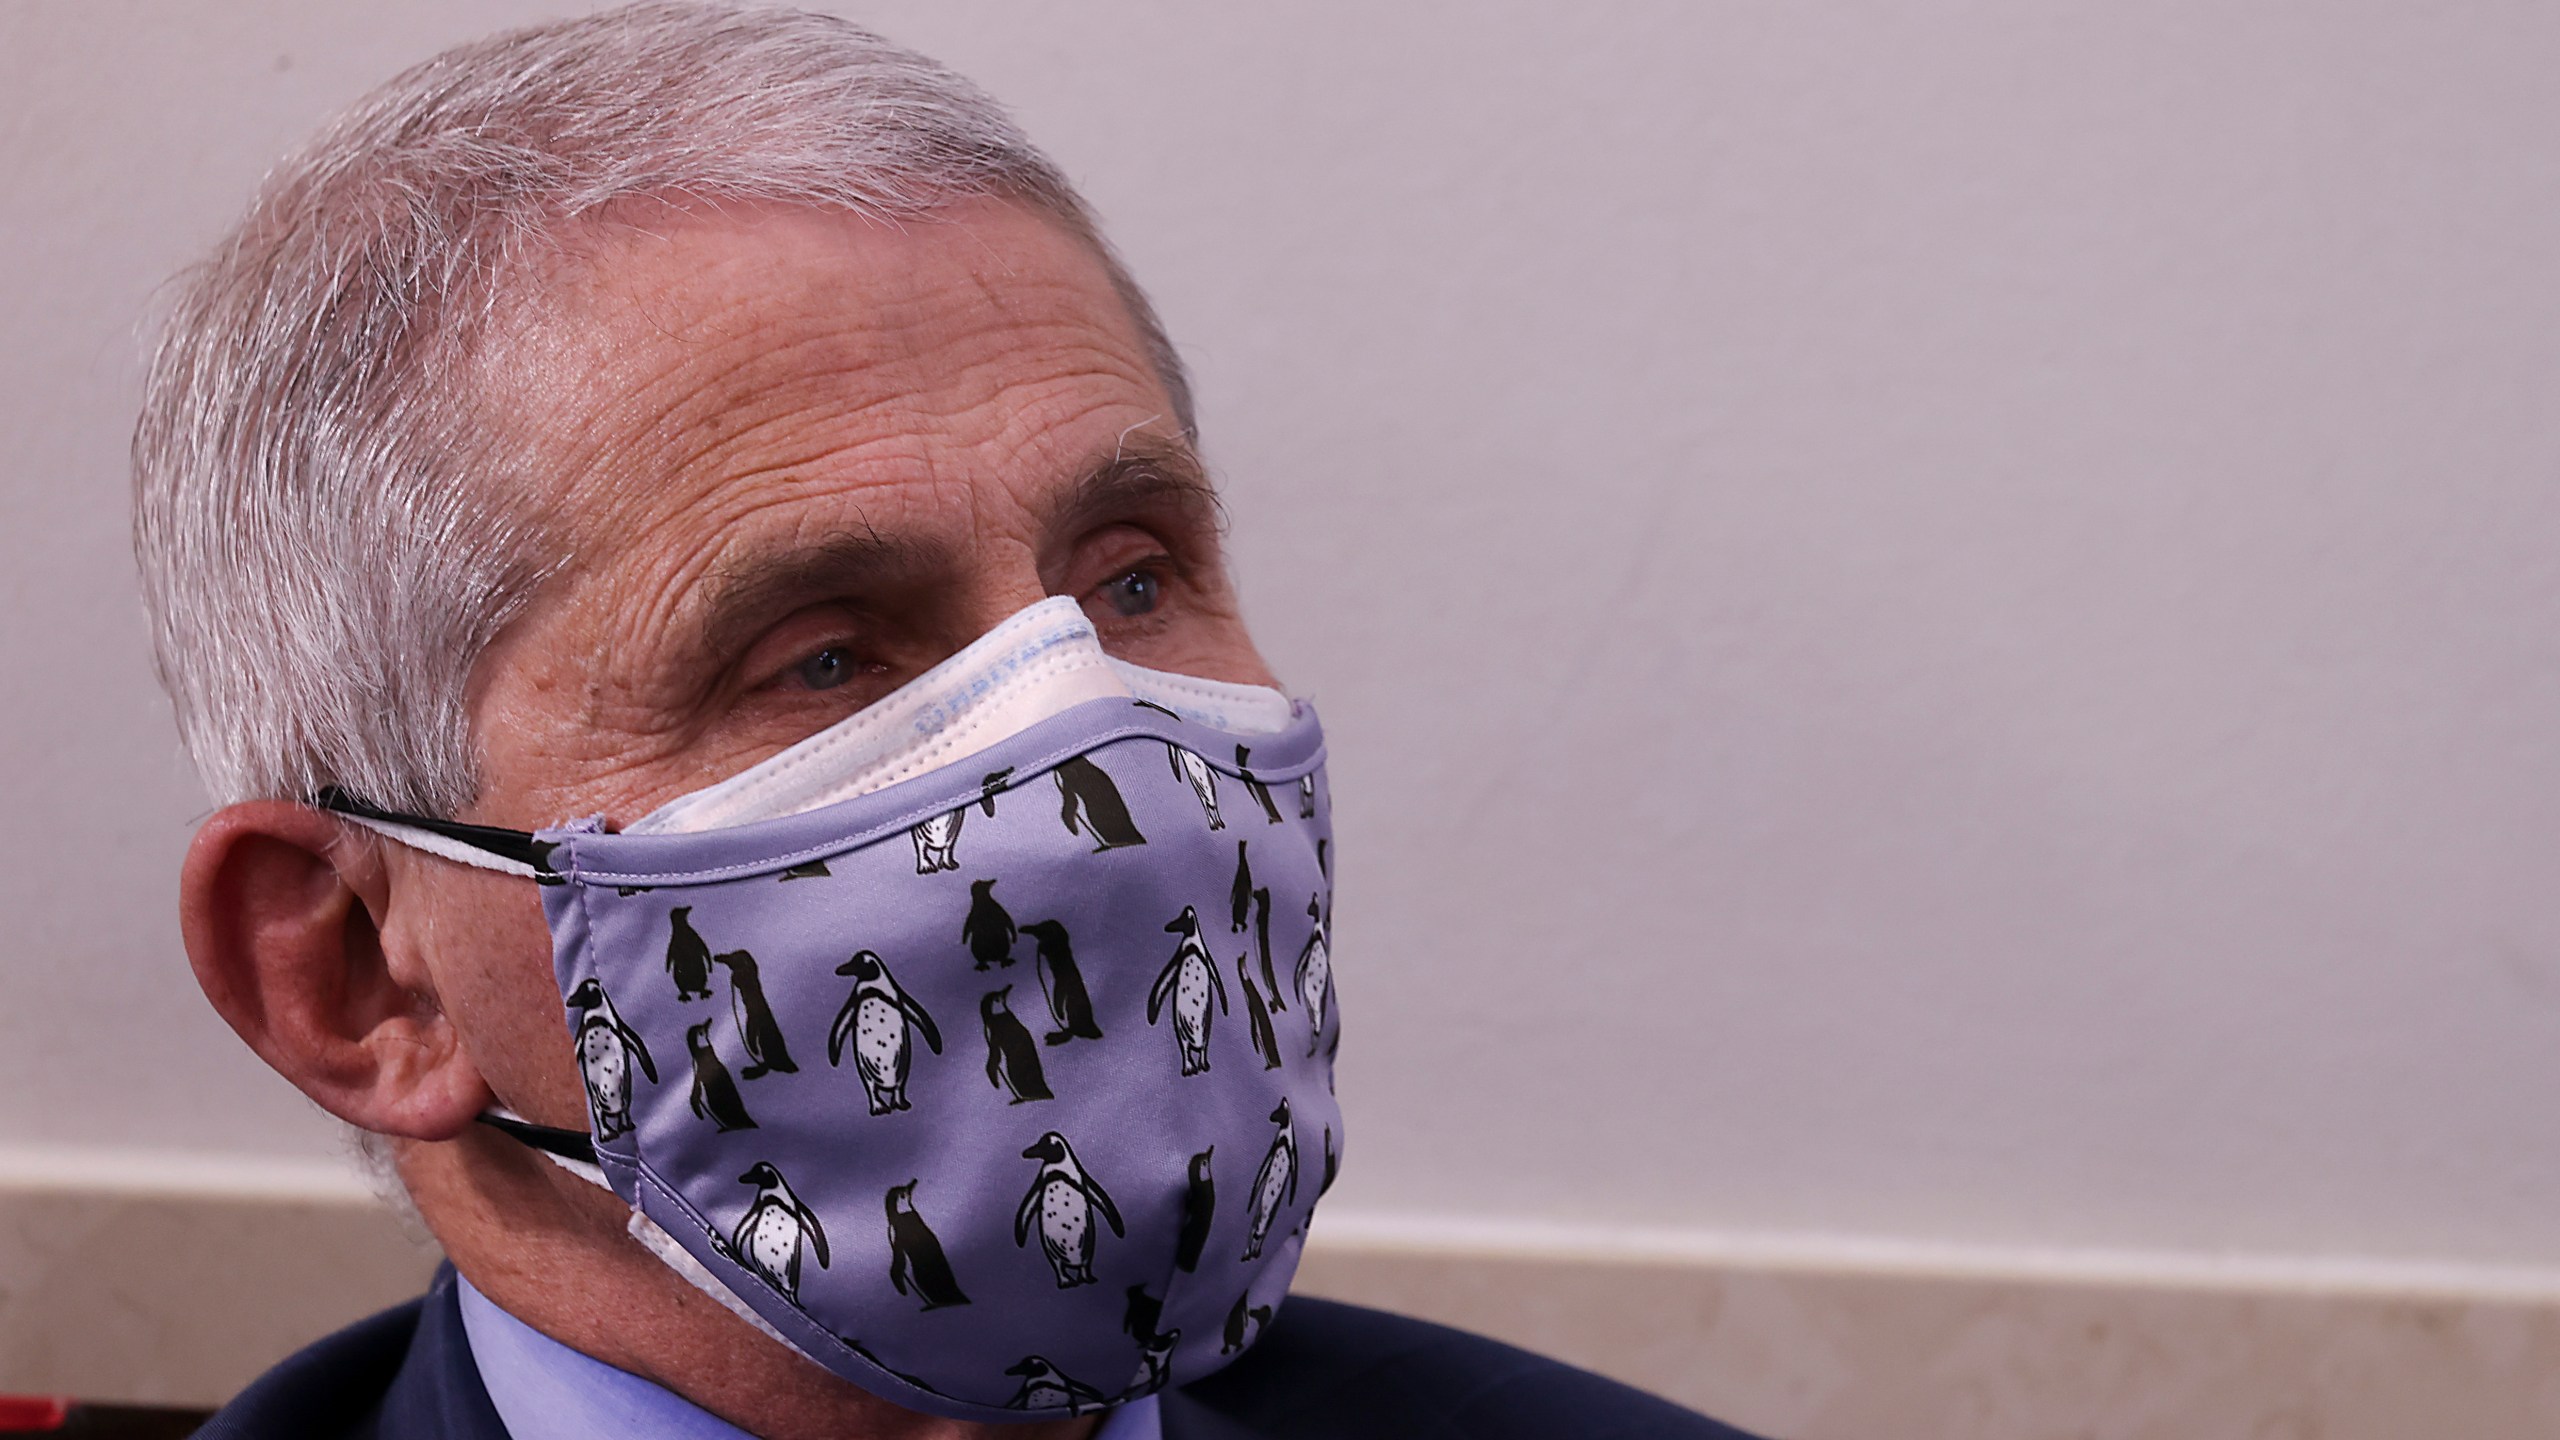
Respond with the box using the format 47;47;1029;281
1003;1356;1108;1416
1229;840;1254;932
1244;1099;1299;1261
1149;906;1230;1076
1015;1131;1124;1287
1169;743;1224;829
828;951;942;1116
1297;772;1316;819
1123;1284;1172;1347
910;807;964;874
1221;1292;1273;1354
1294;893;1333;1056
1020;919;1102;1045
883;1180;969;1310
1238;745;1286;824
732;1161;828;1304
780;859;831;881
567;977;655;1142
1253;886;1282;1010
1175;1146;1216;1273
1126;1329;1180;1398
711;949;796;1079
1052;754;1147;850
685;1020;756;1132
1117;1289;1184;1397
1238;958;1284;1071
980;987;1053;1103
1321;1125;1340;1196
979;767;1014;816
839;1338;947;1398
665;907;714;1000
961;878;1017;970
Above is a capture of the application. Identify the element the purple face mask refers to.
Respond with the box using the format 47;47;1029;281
323;602;1340;1421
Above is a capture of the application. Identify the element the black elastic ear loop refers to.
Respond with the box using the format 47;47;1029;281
478;1111;598;1166
312;786;561;876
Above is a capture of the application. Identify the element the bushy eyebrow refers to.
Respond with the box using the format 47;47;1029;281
688;442;1224;663
692;523;947;661
1041;441;1228;541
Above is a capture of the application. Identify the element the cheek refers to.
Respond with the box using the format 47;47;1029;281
1126;620;1283;690
411;866;585;1122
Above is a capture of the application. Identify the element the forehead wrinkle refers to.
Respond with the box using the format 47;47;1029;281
603;372;1161;619
595;460;947;644
581;227;1125;413
691;521;952;660
565;364;1147;672
667;302;1148;449
549;303;1154;542
467;202;1191;727
485;209;1163;521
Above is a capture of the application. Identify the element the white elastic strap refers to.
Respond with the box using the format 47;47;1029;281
487;1107;811;1357
334;813;540;879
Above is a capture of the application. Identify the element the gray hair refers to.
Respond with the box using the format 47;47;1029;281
133;2;1194;817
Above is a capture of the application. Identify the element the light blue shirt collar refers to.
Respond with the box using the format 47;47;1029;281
457;1274;1162;1440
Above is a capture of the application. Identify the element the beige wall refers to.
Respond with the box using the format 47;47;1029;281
8;0;2560;1420
11;1175;2560;1436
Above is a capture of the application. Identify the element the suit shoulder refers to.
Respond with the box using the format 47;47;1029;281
192;1270;506;1440
189;1294;422;1440
1163;1295;1765;1440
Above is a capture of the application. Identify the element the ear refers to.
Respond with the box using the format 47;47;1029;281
180;801;490;1140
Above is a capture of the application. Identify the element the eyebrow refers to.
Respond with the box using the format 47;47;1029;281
692;522;945;662
1040;441;1228;541
689;442;1225;662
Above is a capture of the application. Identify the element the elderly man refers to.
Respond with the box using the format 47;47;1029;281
138;6;1749;1438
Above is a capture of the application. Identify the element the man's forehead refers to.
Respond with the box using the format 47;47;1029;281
481;198;1173;536
463;198;1203;681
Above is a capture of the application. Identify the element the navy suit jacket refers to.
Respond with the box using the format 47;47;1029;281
194;1268;1761;1439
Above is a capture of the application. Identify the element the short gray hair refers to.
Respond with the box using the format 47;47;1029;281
133;2;1193;817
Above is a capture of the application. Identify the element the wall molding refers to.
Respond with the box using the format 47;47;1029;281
1310;1207;2560;1306
5;1151;2556;1438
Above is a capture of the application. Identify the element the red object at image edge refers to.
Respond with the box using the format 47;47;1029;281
0;1396;67;1432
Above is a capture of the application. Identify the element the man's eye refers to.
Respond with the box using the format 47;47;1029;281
794;645;859;691
1100;568;1162;617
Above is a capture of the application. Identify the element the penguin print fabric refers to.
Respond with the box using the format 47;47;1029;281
525;689;1338;1422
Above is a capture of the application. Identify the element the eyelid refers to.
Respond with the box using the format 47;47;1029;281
739;609;868;693
1071;524;1186;586
1084;554;1177;604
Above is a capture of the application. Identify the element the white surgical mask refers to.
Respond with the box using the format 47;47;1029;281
630;596;1294;835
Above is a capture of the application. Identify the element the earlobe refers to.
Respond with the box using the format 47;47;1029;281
180;801;489;1140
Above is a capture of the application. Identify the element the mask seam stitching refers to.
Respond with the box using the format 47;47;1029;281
620;1159;961;1408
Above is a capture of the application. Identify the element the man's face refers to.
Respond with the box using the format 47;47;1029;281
393;198;1271;1130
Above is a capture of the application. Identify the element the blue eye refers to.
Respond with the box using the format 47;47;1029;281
795;645;857;691
1102;569;1161;617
